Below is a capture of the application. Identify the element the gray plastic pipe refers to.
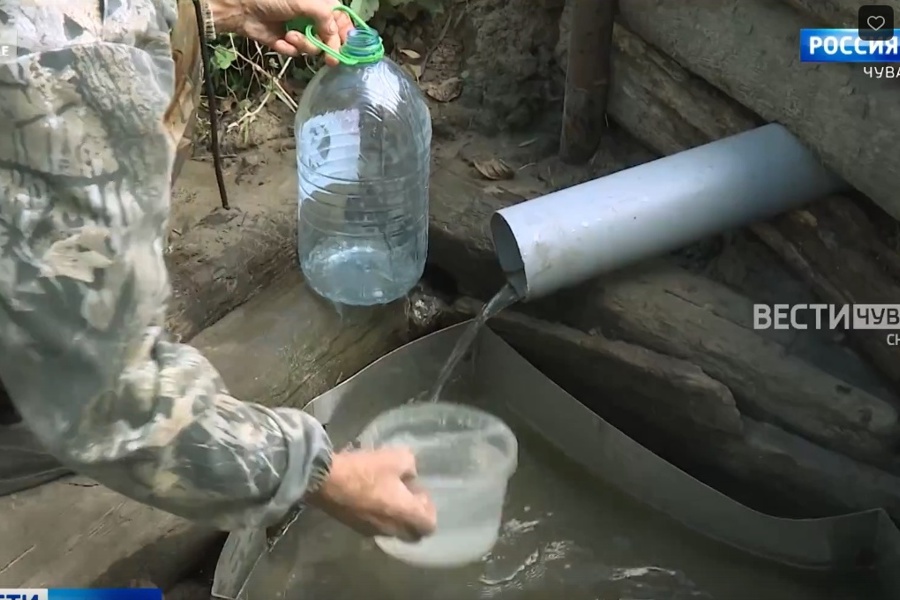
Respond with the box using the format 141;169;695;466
490;124;846;300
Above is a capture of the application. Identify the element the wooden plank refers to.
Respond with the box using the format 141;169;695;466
165;148;301;342
753;200;900;390
573;266;900;472
444;298;900;519
0;272;432;587
617;0;900;221
425;154;900;471
559;0;617;162
600;20;900;391
0;476;210;588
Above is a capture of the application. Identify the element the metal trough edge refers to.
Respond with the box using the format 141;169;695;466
213;322;900;599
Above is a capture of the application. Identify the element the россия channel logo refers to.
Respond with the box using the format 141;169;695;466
800;28;900;62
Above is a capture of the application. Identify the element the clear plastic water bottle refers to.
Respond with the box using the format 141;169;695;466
291;8;432;306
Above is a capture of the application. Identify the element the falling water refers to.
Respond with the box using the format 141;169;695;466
428;282;522;403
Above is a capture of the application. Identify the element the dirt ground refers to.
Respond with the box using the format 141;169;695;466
163;2;622;593
172;0;573;231
162;0;858;595
164;3;578;594
172;0;798;292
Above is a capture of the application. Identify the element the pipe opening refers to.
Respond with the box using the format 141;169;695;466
490;212;528;299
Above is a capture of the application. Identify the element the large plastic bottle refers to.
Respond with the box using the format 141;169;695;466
291;8;432;306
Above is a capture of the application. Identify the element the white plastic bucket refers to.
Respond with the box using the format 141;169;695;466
357;401;518;568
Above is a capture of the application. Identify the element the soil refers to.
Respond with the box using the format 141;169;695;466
161;0;871;596
163;548;218;600
175;0;631;270
162;3;607;593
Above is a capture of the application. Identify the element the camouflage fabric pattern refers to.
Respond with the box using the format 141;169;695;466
0;0;333;530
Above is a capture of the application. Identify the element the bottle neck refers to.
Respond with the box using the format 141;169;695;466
340;28;384;64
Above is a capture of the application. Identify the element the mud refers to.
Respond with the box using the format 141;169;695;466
158;0;884;595
444;0;565;133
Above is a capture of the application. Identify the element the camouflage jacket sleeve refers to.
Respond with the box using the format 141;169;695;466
0;1;333;530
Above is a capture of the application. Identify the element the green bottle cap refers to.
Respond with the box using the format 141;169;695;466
286;5;384;66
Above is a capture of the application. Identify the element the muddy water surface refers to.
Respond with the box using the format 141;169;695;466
251;407;881;600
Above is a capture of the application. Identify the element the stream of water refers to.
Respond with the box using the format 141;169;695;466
314;280;886;598
238;281;885;598
427;282;521;403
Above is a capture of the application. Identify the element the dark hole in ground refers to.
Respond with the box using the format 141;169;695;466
166;537;224;600
423;261;461;299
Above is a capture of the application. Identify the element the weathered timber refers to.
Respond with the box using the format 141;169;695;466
0;273;433;588
601;21;900;390
753;202;900;389
450;297;746;437
165;149;299;342
559;0;616;163
445;298;900;520
558;266;900;472
428;167;523;299
196;274;424;411
605;24;759;154
425;162;900;477
778;0;900;28
428;126;657;300
617;0;900;221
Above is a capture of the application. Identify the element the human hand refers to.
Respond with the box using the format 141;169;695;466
306;447;437;541
209;0;355;65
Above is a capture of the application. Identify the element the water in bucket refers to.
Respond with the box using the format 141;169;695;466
358;402;518;567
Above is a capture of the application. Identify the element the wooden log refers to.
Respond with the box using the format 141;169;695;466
602;21;900;391
559;0;617;163
445;298;900;520
753;202;900;389
558;266;900;472
425;160;900;465
428;167;524;299
605;24;759;154
0;273;437;587
0;146;292;438
165;145;300;342
448;298;746;437
425;159;900;488
428;126;657;301
617;0;900;221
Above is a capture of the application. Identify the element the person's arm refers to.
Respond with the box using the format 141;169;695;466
0;2;332;530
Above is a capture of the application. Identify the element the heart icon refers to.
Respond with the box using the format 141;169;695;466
867;15;886;30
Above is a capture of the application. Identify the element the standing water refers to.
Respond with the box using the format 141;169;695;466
294;10;431;306
252;410;882;599
428;282;521;402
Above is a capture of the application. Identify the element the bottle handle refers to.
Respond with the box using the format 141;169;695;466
286;5;375;66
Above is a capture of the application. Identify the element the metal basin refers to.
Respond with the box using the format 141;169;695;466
213;322;900;599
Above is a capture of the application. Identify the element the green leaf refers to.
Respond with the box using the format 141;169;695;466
212;45;237;70
350;0;380;22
